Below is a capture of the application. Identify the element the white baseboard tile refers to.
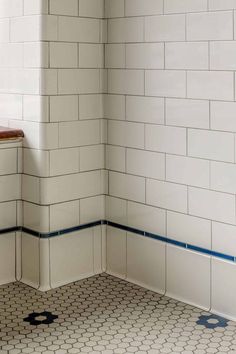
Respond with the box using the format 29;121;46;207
50;227;102;289
126;232;165;294
21;232;40;289
106;226;127;279
0;232;16;286
211;257;236;321
166;245;211;310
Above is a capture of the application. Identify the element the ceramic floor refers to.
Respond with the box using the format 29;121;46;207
0;274;236;354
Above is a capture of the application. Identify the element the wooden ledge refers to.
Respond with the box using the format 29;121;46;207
0;126;24;140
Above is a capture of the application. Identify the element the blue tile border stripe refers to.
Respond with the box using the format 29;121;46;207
1;220;235;263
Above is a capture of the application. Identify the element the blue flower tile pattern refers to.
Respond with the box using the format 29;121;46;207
0;274;236;353
197;314;229;329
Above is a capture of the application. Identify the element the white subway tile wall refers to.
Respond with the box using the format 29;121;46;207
105;0;236;261
0;0;106;235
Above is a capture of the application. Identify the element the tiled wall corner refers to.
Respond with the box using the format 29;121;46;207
105;0;236;318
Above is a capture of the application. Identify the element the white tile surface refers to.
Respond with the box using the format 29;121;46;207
50;229;94;288
212;258;236;321
146;179;188;213
166;245;211;310
166;155;210;188
127;233;165;294
106;227;127;279
188;129;234;162
167;211;211;249
189;187;236;224
166;98;209;129
0;233;15;285
127;201;166;236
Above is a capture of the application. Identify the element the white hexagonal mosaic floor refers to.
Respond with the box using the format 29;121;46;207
0;274;236;354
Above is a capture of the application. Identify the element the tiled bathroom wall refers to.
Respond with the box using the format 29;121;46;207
105;0;236;320
1;0;236;321
0;0;107;290
0;140;22;285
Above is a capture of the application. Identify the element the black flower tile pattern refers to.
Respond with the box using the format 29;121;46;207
0;274;236;353
24;311;58;326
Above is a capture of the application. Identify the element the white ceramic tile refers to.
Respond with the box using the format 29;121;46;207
167;211;211;249
40;170;102;205
106;145;126;173
125;0;163;16
166;98;209;129
209;0;236;10
145;125;186;155
127;201;166;236
0;201;16;229
0;175;20;202
22;175;40;203
79;0;104;18
188;129;234;162
187;71;234;101
24;42;48;68
165;0;207;13
79;94;103;120
212;258;236;321
189;187;236;224
126;96;164;124
211;101;236;132
145;70;186;98
0;94;22;120
106;226;127;279
50;200;80;232
108;120;144;149
145;14;185;42
0;148;17;175
210;41;236;70
108;18;144;43
21;233;39;289
126;43;164;69
23;95;49;122
127;148;165;180
50;0;78;16
80;145;104;172
23;202;49;233
58;16;100;43
50;229;94;288
0;233;15;285
23;148;49;177
106;196;127;225
79;44;104;69
105;0;124;18
104;95;125;120
0;0;23;17
24;0;48;15
80;196;105;224
109;171;145;204
166;155;210;188
166;245;211;310
212;222;236;256
50;42;78;68
146;179;188;213
127;233;165;294
211;161;236;194
187;11;233;40
59;120;100;148
108;69;144;95
50;96;78;122
50;148;79;176
105;44;125;69
166;42;208;70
